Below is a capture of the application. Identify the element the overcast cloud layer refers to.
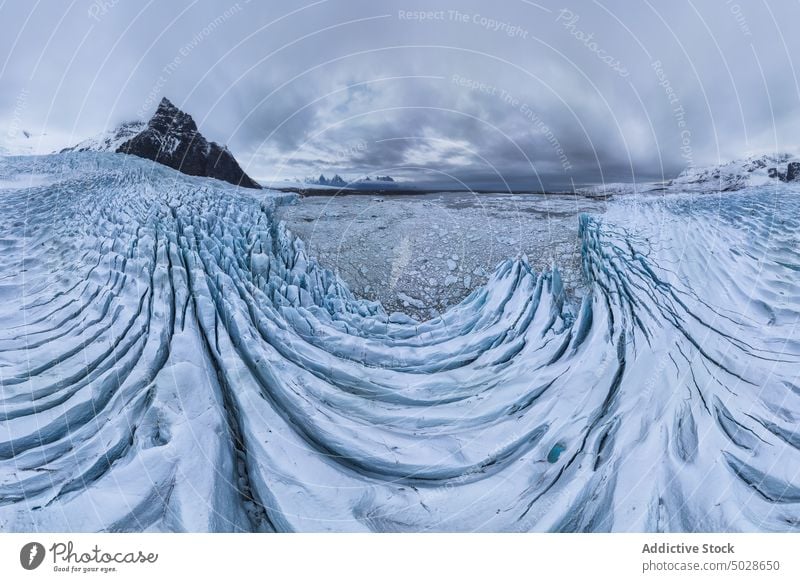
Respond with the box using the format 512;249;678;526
2;0;800;190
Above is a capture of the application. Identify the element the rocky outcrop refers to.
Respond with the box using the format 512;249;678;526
766;161;800;183
786;161;800;182
117;98;261;189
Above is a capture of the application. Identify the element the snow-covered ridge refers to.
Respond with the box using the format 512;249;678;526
0;129;57;156
60;121;146;153
668;153;797;192
577;153;800;196
304;174;397;187
1;152;799;532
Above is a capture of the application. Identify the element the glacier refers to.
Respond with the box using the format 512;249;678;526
0;152;799;532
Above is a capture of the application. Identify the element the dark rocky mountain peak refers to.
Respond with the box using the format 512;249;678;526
117;97;261;189
147;98;198;136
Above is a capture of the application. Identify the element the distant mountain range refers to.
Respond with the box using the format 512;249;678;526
304;174;397;187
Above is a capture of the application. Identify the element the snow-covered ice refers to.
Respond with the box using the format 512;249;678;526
0;152;799;532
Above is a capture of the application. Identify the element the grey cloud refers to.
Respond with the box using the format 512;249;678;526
2;0;800;189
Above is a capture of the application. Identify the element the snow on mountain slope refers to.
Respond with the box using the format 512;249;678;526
578;153;800;196
0;132;33;156
60;121;147;153
0;129;53;156
0;152;799;532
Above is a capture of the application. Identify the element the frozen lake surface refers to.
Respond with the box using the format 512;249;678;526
276;192;607;319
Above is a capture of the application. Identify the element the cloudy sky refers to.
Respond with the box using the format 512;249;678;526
2;0;800;189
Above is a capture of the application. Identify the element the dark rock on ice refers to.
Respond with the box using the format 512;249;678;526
786;161;800;182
